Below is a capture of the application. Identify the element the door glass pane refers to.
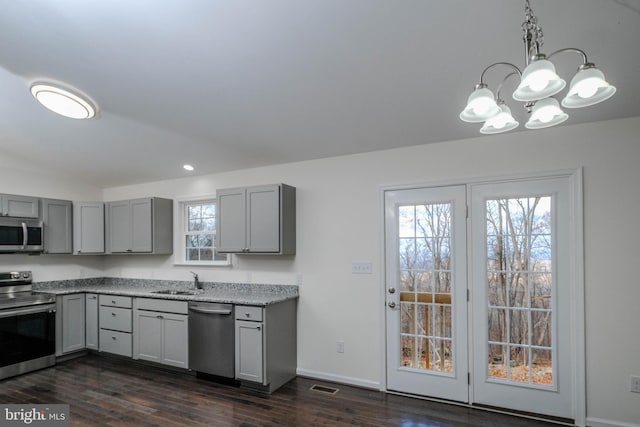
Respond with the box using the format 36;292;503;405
398;203;454;374
485;197;554;387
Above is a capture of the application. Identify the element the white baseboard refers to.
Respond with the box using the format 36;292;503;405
587;417;640;427
296;368;382;391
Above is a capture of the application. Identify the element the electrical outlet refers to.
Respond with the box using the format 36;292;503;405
336;341;344;353
630;375;640;393
351;261;373;274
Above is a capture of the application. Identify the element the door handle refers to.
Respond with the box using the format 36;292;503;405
188;307;232;315
388;301;396;309
21;222;28;248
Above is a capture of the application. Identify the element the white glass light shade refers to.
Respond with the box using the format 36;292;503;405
480;104;519;134
525;97;568;129
460;86;500;122
31;84;96;119
561;66;616;108
513;59;566;102
183;164;195;171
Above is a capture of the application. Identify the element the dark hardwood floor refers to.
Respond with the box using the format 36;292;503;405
0;355;561;426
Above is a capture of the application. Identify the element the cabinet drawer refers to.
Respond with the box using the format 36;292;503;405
235;305;263;322
99;295;132;309
100;306;132;332
99;329;132;357
134;298;188;314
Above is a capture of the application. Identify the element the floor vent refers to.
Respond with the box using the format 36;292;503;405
310;384;339;395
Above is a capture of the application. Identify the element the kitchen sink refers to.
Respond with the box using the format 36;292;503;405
152;289;197;295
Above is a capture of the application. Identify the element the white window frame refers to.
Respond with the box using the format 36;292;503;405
173;196;230;266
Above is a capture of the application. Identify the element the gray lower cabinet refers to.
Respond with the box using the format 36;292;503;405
235;299;297;392
42;198;73;254
73;202;105;254
133;298;188;368
56;294;86;355
217;184;296;255
105;197;173;254
99;295;132;357
235;319;264;383
85;293;99;350
0;194;40;218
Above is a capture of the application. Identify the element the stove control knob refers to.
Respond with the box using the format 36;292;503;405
22;273;29;279
11;273;19;279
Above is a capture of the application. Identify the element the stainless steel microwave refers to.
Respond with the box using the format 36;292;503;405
0;217;44;252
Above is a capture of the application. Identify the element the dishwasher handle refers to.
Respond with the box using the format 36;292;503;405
188;306;232;315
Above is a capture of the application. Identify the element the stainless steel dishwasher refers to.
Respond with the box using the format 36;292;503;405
188;302;235;378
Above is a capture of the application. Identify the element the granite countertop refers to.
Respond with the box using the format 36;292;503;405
34;278;298;306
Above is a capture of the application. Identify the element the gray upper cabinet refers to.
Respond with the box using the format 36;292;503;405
73;202;105;254
0;194;40;218
42;198;73;254
216;187;246;253
217;184;295;255
106;197;172;254
107;200;136;253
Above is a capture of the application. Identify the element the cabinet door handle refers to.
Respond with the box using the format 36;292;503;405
111;336;117;340
256;326;261;331
111;300;116;304
112;312;116;316
156;315;164;319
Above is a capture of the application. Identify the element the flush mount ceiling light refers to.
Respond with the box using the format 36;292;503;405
460;0;615;134
183;164;195;171
30;83;96;119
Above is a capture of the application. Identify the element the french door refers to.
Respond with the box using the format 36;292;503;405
384;175;578;420
469;177;573;418
384;185;469;402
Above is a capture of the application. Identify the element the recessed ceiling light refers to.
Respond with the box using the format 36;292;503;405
183;164;194;171
30;83;96;119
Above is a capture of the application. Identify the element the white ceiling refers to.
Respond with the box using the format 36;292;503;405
1;0;639;188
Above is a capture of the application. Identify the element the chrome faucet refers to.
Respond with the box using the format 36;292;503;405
189;271;202;290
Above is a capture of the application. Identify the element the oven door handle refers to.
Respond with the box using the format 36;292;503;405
22;221;28;248
0;304;56;319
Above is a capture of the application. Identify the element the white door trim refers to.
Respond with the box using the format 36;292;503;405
378;168;585;426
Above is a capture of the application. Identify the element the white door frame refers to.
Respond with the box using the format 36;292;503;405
379;168;585;426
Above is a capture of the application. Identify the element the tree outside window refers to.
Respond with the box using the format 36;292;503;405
183;200;228;264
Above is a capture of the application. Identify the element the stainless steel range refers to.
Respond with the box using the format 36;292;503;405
0;271;56;380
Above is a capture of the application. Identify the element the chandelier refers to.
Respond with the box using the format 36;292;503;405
460;0;616;134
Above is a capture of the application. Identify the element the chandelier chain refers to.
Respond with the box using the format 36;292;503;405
522;0;544;53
